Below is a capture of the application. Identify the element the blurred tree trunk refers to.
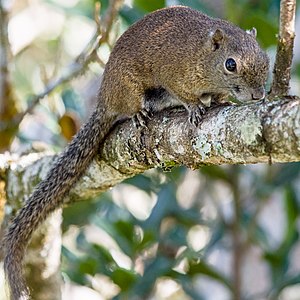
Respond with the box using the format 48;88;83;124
0;1;20;151
270;0;296;98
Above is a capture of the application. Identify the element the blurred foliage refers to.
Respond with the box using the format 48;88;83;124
2;0;300;299
225;0;280;47
62;163;300;299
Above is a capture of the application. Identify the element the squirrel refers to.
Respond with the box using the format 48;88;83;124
3;6;269;300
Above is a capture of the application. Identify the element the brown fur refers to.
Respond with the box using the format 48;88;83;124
3;6;269;300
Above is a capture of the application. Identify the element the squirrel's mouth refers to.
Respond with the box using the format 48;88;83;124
230;85;266;102
251;87;266;100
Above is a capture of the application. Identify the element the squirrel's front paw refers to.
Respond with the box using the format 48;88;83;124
188;104;206;127
133;108;153;128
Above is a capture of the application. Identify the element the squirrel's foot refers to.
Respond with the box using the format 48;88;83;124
133;108;152;128
187;104;206;127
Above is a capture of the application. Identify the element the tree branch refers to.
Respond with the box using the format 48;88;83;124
270;0;296;98
2;98;300;206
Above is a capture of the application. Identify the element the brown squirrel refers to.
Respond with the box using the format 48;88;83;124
3;6;269;300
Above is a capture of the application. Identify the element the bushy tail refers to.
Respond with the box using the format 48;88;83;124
3;107;117;300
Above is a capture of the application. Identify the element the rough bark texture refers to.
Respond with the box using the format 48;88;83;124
270;0;296;97
100;98;300;172
2;98;300;205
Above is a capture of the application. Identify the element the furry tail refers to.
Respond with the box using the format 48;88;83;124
3;107;117;300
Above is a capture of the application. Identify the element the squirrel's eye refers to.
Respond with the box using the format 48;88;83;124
225;58;237;72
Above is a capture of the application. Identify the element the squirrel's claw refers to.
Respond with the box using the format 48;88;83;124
133;108;152;128
188;104;206;127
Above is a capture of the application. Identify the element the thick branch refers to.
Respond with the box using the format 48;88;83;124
2;98;300;206
270;0;296;97
100;99;300;171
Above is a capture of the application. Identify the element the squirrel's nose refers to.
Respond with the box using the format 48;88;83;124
251;87;265;100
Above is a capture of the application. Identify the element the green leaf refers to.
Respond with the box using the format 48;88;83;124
93;217;134;256
111;268;139;291
78;257;99;275
62;199;99;230
115;220;135;242
135;229;156;252
200;166;232;183
133;0;165;12
239;13;278;47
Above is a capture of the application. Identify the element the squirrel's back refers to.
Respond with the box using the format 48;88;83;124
108;6;253;65
103;5;269;107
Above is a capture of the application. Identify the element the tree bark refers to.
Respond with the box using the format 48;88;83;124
270;0;296;98
1;98;300;205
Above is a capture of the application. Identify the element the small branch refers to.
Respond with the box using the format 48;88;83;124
270;0;296;98
11;0;124;127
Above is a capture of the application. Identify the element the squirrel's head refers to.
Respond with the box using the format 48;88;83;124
203;27;269;102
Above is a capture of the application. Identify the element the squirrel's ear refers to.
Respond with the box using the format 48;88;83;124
210;29;224;51
246;27;257;38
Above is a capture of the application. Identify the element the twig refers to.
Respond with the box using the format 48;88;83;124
269;0;296;98
12;0;124;126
